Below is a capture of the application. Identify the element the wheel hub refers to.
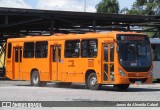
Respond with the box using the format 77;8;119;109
33;74;39;84
90;77;97;86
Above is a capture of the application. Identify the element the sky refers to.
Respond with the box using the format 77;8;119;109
0;0;136;12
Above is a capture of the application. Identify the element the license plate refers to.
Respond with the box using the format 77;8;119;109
135;81;142;84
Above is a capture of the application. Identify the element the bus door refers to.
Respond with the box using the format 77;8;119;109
50;45;61;81
102;43;114;83
13;47;22;80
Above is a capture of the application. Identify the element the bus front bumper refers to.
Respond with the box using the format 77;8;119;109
115;76;153;84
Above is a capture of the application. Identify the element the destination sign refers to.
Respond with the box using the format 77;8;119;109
117;35;146;41
125;36;144;41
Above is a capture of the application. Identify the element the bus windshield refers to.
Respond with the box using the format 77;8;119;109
118;42;152;68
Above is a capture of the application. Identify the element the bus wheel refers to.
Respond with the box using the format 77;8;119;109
116;84;130;91
87;73;101;90
31;70;40;86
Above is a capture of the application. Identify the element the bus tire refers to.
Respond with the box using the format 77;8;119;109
116;84;130;91
31;70;40;87
86;72;101;90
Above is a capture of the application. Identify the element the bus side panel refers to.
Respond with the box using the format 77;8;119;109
61;58;101;83
5;56;13;79
21;59;33;80
36;59;50;81
62;58;86;83
5;42;13;79
22;58;49;81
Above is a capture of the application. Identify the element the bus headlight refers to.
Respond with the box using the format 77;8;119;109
118;68;126;76
149;69;153;76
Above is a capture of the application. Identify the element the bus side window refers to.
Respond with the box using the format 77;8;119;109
110;44;114;62
15;48;18;62
7;43;12;58
152;44;160;61
35;41;48;58
58;46;61;62
81;39;98;58
65;40;80;58
24;42;34;58
104;44;108;62
53;47;56;62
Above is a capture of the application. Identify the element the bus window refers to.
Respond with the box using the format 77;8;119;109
52;46;61;62
20;48;22;62
110;44;114;62
24;42;34;58
15;48;19;62
81;39;97;58
58;46;61;62
52;47;56;62
7;43;12;58
104;44;108;62
65;40;80;58
152;44;160;61
35;41;48;58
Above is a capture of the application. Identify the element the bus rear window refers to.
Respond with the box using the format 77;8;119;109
7;43;12;58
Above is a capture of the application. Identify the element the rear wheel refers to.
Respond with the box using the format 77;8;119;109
31;70;40;86
86;72;101;90
116;84;130;91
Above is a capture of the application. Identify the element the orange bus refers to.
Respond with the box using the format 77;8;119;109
5;31;153;90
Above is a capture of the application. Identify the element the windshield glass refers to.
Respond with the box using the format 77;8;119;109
118;43;152;67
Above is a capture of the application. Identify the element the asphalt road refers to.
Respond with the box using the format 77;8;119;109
0;79;160;110
0;80;160;101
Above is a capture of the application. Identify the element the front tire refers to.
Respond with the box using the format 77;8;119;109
86;73;101;90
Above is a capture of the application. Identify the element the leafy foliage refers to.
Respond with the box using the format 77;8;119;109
96;0;120;13
121;0;160;15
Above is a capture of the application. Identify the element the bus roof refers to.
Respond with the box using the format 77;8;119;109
7;31;147;42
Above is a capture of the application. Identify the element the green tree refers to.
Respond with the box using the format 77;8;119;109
120;0;160;38
96;0;120;13
121;0;160;15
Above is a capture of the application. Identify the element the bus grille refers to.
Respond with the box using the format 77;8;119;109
128;73;148;77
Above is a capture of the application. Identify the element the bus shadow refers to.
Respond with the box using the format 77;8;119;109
16;83;160;92
103;86;160;92
123;87;160;92
39;83;160;92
